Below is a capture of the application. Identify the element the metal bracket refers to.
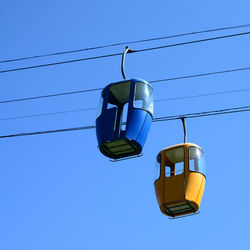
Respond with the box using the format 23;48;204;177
181;117;187;143
109;153;143;162
121;46;132;80
169;211;200;220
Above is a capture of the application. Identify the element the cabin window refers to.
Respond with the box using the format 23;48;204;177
97;95;104;118
109;81;131;105
154;154;161;181
121;103;128;131
175;162;184;175
108;81;131;135
165;166;173;177
133;82;153;115
165;162;184;177
107;103;117;110
164;147;184;177
189;146;206;176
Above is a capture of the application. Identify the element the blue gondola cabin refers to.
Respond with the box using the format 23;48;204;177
96;78;153;159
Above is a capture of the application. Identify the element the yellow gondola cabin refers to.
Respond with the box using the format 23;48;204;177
154;143;206;218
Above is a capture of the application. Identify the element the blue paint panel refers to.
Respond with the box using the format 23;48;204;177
135;113;152;146
126;108;152;147
96;107;117;144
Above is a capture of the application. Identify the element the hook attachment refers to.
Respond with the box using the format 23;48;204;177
121;46;132;80
181;117;187;143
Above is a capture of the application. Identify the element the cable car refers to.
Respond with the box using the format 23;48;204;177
96;78;153;159
154;119;206;217
96;47;153;159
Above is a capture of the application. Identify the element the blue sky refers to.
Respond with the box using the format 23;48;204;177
1;1;250;250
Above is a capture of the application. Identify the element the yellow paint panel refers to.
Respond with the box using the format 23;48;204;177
154;179;164;206
163;174;185;204
185;172;206;207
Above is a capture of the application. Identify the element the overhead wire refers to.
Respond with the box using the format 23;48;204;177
153;105;250;122
1;88;250;121
1;27;250;137
0;52;121;74
1;65;250;104
0;125;96;139
1;31;250;74
149;66;250;84
0;87;103;104
0;108;98;121
154;88;250;103
1;23;250;64
131;31;250;53
0;105;249;139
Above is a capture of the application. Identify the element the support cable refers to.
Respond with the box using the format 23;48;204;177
1;31;250;74
1;66;250;105
0;105;249;139
1;23;250;64
1;88;250;121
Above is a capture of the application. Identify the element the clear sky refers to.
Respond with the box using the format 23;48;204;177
1;1;250;249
